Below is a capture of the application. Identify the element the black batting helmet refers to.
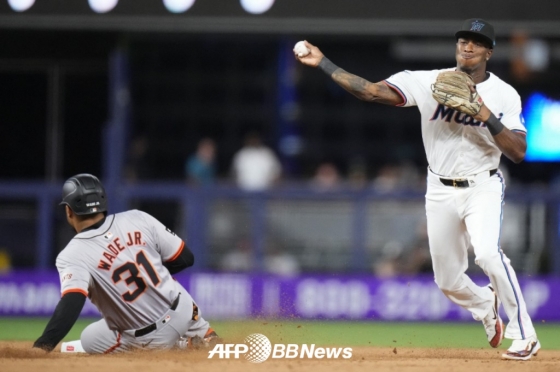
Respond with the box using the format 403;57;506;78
60;174;107;215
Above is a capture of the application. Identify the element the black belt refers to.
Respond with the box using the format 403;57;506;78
134;295;180;337
439;169;497;188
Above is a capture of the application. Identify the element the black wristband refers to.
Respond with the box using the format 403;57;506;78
318;57;339;77
485;113;505;136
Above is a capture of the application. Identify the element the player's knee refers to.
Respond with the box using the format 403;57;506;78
474;250;502;271
80;322;114;354
80;326;98;354
434;277;462;294
437;284;460;294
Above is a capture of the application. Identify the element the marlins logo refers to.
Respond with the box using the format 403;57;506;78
470;20;485;32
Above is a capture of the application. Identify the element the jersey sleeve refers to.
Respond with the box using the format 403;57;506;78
56;251;91;297
137;210;185;262
383;70;423;107
498;89;527;134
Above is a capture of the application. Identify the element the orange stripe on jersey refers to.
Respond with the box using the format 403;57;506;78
62;288;88;297
104;333;121;354
167;241;185;262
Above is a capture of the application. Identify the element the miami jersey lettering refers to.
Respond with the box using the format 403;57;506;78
430;104;504;127
385;68;526;177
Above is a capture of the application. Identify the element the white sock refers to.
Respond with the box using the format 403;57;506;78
61;340;86;353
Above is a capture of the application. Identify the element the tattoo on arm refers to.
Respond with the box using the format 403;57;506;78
332;69;371;98
374;83;403;105
331;69;403;105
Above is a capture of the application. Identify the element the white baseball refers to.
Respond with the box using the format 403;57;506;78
294;41;310;57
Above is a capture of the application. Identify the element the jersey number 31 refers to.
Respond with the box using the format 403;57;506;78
111;251;160;302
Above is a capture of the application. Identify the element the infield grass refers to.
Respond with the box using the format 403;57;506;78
1;318;558;349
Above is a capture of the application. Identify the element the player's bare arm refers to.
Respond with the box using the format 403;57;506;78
492;131;526;163
295;40;403;106
474;105;527;163
331;70;403;105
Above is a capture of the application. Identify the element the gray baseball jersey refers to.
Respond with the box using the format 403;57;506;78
57;210;185;331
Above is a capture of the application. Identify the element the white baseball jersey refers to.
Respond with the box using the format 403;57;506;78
384;68;536;341
56;210;185;331
384;68;527;177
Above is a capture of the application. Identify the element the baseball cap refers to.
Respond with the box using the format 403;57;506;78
455;18;495;48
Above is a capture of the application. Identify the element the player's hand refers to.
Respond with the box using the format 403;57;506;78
431;71;483;117
29;346;51;356
294;41;324;68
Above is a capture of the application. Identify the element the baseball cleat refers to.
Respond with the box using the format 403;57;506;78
502;337;541;361
482;286;504;348
188;328;222;350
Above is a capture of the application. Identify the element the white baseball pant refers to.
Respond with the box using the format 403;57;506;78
425;168;535;340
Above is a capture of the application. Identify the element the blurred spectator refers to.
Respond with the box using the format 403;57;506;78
186;138;216;186
348;157;368;189
398;221;432;275
220;237;254;272
0;248;12;274
398;161;424;189
510;30;550;83
371;164;401;193
232;132;281;191
373;240;404;278
310;162;341;191
373;221;432;277
125;136;150;182
264;247;300;276
371;162;423;192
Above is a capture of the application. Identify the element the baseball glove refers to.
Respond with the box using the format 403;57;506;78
431;71;483;116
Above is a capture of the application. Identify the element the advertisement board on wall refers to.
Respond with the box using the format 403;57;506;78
0;271;556;321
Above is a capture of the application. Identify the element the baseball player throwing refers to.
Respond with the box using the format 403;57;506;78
295;19;539;360
33;174;219;353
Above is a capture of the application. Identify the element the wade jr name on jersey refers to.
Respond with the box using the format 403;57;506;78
98;231;146;270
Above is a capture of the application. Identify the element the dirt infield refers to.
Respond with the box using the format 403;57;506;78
1;341;559;372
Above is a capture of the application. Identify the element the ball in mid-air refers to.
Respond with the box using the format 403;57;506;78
294;41;310;57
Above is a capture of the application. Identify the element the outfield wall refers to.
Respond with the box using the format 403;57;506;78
0;271;557;321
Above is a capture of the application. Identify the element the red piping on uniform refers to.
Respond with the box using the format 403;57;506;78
104;333;121;354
